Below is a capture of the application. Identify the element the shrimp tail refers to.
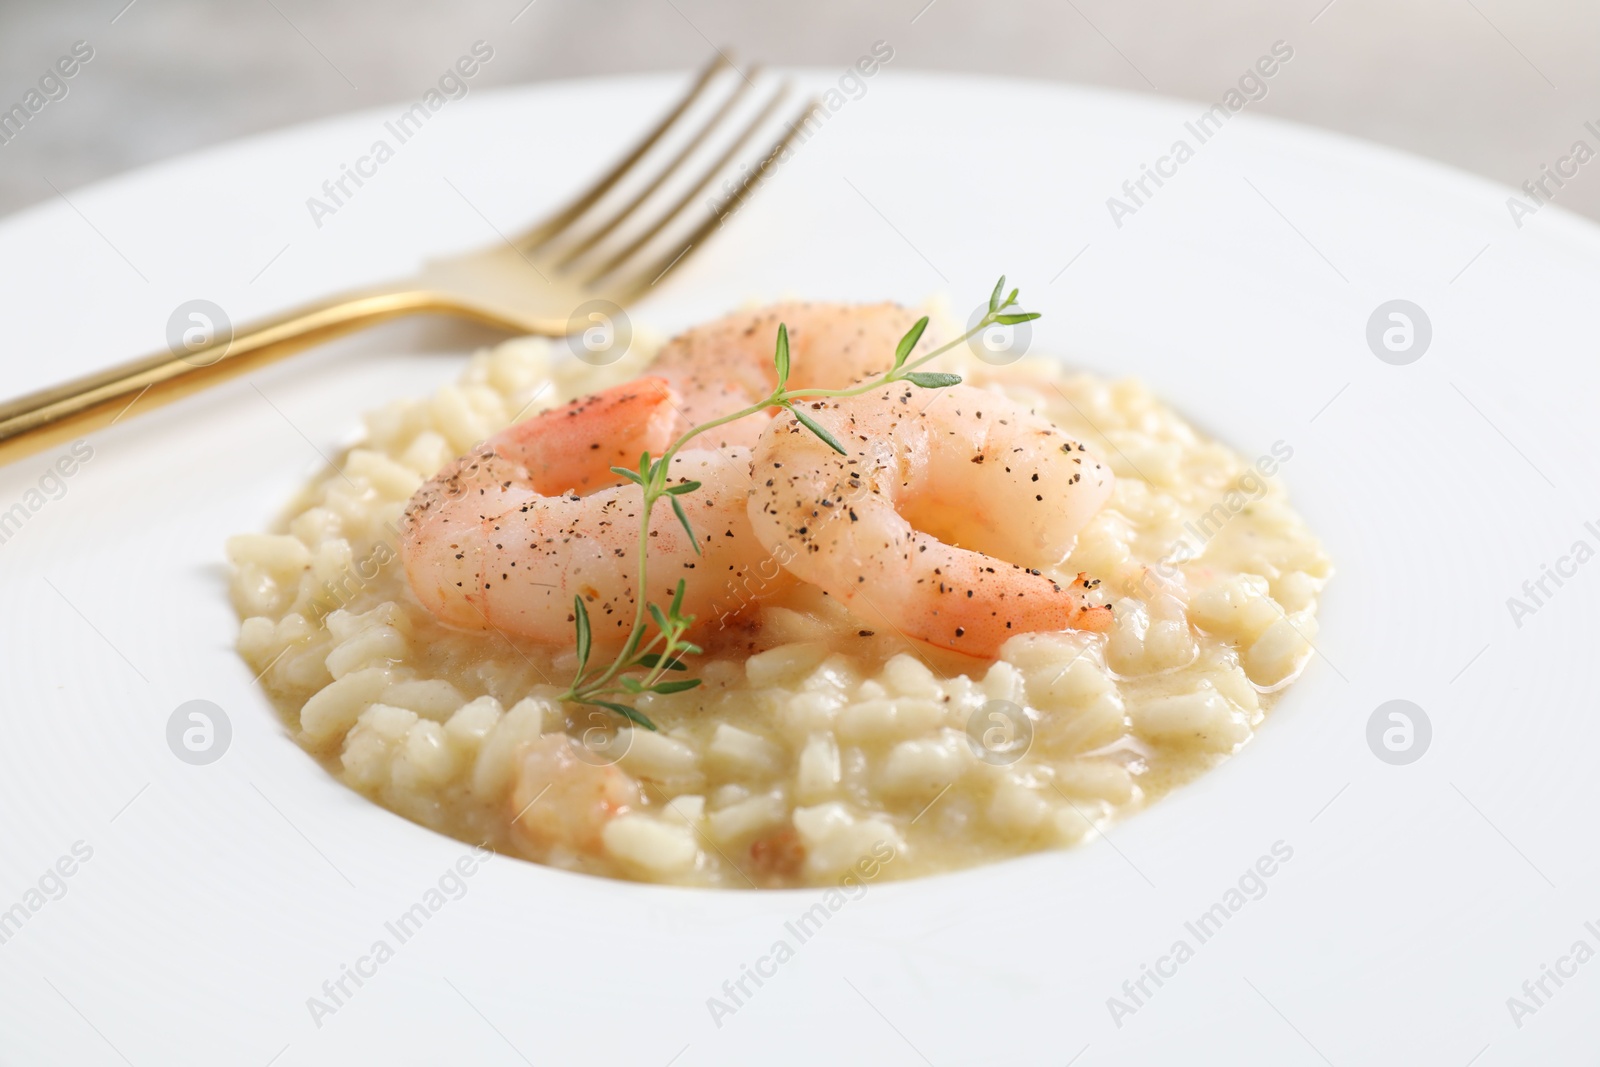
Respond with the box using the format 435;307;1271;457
1064;573;1114;633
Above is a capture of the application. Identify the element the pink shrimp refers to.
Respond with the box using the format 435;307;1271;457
508;734;641;859
650;302;935;448
400;377;775;646
746;381;1116;656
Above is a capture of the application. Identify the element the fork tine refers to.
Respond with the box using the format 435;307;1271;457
605;98;820;302
580;83;788;286
514;53;731;251
552;65;762;270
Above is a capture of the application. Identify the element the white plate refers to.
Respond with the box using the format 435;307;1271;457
2;70;1595;1065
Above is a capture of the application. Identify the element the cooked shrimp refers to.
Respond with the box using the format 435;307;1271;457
747;381;1116;656
651;302;933;448
401;378;772;645
508;734;639;858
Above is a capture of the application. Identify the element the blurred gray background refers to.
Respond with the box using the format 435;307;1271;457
1;0;1595;220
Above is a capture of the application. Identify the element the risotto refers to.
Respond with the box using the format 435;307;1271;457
228;312;1329;889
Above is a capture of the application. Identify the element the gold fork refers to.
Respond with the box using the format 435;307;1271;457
0;55;813;466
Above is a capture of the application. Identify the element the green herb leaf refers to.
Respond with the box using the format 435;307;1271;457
649;678;703;695
676;641;704;657
620;677;644;693
773;323;791;388
609;466;644;484
648;602;670;634
585;699;658;731
989;275;1006;314
893;316;929;369
903;371;963;388
638;451;652;478
634;653;688;671
573;596;592;677
995;312;1040;325
788;403;848;456
670;495;701;555
664;479;702;496
669;578;687;618
1004;287;1019;309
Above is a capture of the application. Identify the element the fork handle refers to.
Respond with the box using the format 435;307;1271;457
0;288;452;468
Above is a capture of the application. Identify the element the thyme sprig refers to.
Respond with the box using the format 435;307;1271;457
560;278;1041;729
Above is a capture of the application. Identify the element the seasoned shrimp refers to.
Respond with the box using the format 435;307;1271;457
747;381;1116;656
508;733;639;858
651;302;933;448
401;378;772;645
